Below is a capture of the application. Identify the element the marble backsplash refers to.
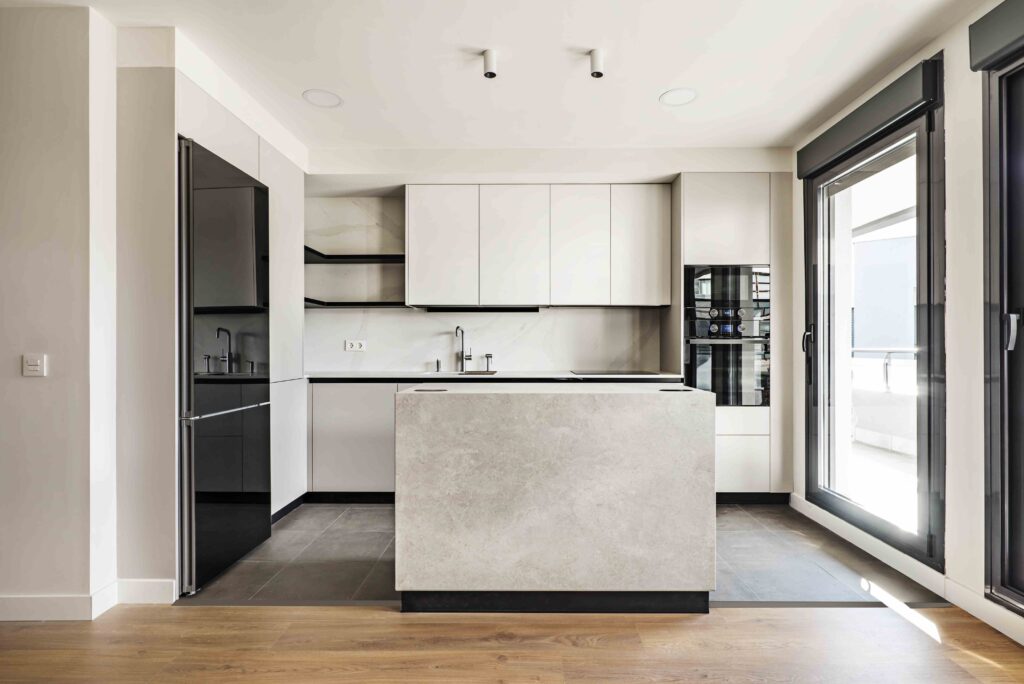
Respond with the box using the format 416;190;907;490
305;197;404;254
305;307;662;373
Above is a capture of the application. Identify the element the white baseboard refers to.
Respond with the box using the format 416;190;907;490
118;578;177;604
90;581;119;619
790;493;1024;647
0;594;94;621
0;578;176;621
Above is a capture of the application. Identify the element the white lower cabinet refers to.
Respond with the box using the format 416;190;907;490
270;379;308;513
715;436;770;493
715;406;770;492
311;383;397;492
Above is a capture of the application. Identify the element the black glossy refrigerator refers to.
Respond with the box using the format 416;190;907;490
178;138;271;595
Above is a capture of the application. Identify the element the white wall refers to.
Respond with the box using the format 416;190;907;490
0;6;118;620
789;0;1024;644
87;7;119;617
115;65;179;603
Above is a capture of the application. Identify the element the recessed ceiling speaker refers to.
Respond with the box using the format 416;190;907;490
483;49;497;79
589;49;605;78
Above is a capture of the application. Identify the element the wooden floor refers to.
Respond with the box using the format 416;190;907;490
2;604;1023;682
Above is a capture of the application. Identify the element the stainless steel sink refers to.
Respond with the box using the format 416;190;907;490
460;370;497;375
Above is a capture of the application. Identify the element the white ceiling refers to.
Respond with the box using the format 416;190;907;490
9;0;982;150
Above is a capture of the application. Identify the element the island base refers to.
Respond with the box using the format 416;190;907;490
400;591;709;614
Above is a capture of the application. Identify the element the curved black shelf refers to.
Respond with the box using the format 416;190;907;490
304;246;405;265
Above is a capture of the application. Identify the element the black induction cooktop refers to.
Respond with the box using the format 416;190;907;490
571;370;661;376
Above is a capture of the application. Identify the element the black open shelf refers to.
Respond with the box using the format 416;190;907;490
304;297;407;309
304;246;405;265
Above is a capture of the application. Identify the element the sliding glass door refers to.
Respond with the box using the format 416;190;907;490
985;54;1024;613
805;117;945;569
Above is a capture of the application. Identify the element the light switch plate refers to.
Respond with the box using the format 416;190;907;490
22;353;47;377
345;340;366;352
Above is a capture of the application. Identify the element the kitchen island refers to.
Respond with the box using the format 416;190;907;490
395;382;716;613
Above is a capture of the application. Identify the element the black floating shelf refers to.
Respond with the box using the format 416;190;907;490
304;246;405;265
304;297;407;309
194;305;268;315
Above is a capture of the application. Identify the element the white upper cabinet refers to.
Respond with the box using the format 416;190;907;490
611;184;671;305
550;185;611;305
683;173;770;265
480;185;551;306
406;183;670;307
406;185;479;306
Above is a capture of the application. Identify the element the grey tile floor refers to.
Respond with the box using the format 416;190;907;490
181;503;945;607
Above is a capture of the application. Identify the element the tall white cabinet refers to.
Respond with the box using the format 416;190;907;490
480;185;551;306
681;171;790;494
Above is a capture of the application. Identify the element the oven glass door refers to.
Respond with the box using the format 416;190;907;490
687;340;769;406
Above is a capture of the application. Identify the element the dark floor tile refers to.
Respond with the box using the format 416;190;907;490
272;504;348;532
805;539;944;603
379;537;395;561
353;559;399;600
710;559;760;601
716;529;795;564
329;504;394;533
715;504;763;532
252;561;376;601
243;529;320;562
190;560;286;601
293;528;393;563
724;555;867;602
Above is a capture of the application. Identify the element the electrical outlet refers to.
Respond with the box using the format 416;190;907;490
345;340;367;352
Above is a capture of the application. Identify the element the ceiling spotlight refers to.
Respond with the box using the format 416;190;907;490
302;88;343;108
483;49;497;79
659;87;698;107
589;49;605;78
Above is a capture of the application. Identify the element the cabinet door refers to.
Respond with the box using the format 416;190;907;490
715;435;770;492
480;185;551;305
260;139;305;382
683;173;770;265
312;383;397;492
270;378;307;513
550;185;610;305
406;185;479;306
611;184;670;305
193;187;258;308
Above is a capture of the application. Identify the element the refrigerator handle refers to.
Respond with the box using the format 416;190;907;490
179;417;197;595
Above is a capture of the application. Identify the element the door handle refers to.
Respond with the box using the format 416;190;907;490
801;324;815;353
1007;312;1021;351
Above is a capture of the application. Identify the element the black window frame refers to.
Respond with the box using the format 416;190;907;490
983;52;1024;617
800;57;946;572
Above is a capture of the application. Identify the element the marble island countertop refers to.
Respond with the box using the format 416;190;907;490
307;370;685;382
398;381;699;394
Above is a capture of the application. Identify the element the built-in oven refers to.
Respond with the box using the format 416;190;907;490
685;265;770;406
